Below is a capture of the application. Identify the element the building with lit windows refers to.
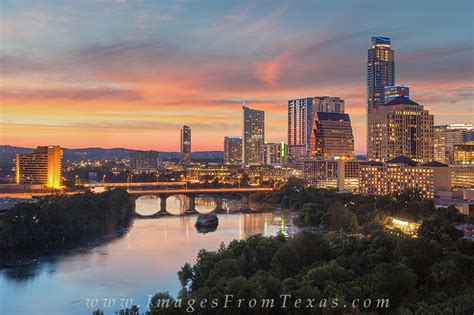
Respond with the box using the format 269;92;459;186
359;156;451;199
242;105;265;165
287;96;345;166
184;164;298;185
303;159;363;192
436;124;473;164
309;112;354;160
453;143;474;166
180;125;191;165
288;98;313;147
261;143;286;165
384;85;409;102
434;125;448;164
287;144;306;167
451;166;474;189
129;150;160;173
367;36;395;112
368;96;434;163
15;145;63;189
224;136;242;165
186;164;241;183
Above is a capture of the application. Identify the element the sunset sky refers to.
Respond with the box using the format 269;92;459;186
1;0;473;154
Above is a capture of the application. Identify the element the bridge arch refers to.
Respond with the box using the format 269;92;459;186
134;194;160;216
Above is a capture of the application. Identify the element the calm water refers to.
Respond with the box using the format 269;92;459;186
0;195;296;315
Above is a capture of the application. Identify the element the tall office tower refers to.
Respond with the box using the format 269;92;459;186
309;112;354;160
224;136;242;165
367;36;395;156
367;36;395;112
313;96;345;113
180;125;191;165
242;105;265;165
384;85;409;103
434;126;448;163
368;96;434;163
288;97;313;163
16;145;63;189
129;150;160;174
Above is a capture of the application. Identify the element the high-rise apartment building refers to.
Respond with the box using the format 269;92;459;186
242;105;265;165
368;96;434;163
224;136;242;165
309;112;354;160
129;150;161;173
180;125;191;165
367;36;395;112
434;125;448;163
384;85;409;102
16;145;63;189
313;96;345;114
288;97;313;163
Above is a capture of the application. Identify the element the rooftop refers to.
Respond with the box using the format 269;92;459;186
386;156;418;166
315;112;350;122
422;161;449;167
384;96;419;106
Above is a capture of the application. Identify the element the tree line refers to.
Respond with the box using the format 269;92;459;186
0;188;134;260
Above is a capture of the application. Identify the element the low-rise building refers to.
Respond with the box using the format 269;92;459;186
303;159;363;192
129;150;161;174
358;156;451;199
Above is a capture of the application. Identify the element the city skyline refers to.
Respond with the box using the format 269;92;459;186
1;1;473;154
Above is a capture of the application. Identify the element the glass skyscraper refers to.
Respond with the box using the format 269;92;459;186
367;36;395;113
180;125;191;165
242;105;265;165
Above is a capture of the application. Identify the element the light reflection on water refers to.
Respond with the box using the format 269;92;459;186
0;196;297;315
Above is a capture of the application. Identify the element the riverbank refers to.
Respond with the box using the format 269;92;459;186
0;189;134;266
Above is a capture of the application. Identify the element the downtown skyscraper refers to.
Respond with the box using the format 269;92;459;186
367;36;395;112
368;96;434;163
309;112;354;160
180;125;191;165
242;105;265;165
288;97;313;164
288;96;345;165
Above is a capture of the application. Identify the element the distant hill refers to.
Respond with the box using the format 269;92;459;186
0;145;223;163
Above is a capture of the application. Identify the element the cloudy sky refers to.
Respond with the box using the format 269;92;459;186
1;0;473;154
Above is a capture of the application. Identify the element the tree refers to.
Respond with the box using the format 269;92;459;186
321;201;359;233
368;263;417;308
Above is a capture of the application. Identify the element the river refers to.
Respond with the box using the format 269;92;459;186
0;195;297;314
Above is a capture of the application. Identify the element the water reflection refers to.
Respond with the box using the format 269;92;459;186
194;196;216;214
135;195;243;216
0;197;297;315
135;195;160;216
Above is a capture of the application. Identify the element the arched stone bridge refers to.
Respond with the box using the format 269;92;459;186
128;187;272;216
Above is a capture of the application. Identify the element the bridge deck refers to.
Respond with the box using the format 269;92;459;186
83;182;186;188
127;187;273;194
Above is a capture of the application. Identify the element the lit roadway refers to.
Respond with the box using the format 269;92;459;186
126;187;273;195
0;187;273;199
82;182;186;188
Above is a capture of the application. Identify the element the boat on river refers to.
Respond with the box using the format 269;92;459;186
195;213;219;227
